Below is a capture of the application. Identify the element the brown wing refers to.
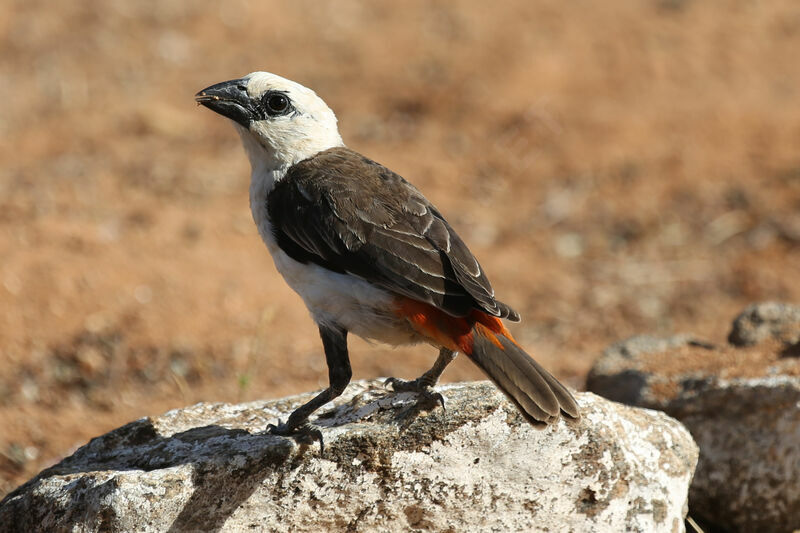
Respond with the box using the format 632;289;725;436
267;147;519;321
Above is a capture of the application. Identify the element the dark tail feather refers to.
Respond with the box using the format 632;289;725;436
466;326;580;423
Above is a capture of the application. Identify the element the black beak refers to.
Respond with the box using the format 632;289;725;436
195;78;253;127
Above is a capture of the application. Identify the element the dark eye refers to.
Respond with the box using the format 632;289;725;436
265;93;290;115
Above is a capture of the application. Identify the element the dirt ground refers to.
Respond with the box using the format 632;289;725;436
1;0;799;496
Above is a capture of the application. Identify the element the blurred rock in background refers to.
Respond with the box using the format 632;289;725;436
587;302;800;531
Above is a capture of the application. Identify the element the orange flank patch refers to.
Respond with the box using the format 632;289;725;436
394;298;515;354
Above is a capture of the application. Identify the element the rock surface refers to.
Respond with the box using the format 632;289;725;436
0;380;697;533
587;303;800;532
728;301;800;347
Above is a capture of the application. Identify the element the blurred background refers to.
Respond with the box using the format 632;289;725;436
1;0;799;495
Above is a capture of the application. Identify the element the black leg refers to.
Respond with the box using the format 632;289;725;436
267;324;351;452
385;348;457;410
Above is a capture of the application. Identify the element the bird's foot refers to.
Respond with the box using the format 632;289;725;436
384;377;446;411
267;419;325;453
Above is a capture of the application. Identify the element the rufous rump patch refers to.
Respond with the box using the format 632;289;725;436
395;298;515;353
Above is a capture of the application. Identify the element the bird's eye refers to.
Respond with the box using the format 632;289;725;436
265;93;290;115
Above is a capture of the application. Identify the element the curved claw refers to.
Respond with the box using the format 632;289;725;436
413;390;445;412
431;392;446;411
267;421;325;454
266;418;285;433
384;376;447;413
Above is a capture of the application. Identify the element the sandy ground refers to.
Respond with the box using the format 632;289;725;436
1;0;799;496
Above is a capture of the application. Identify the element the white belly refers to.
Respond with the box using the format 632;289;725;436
271;249;421;345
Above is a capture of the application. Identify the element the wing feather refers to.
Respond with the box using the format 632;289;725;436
267;147;519;321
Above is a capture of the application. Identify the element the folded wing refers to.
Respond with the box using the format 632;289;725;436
267;147;520;321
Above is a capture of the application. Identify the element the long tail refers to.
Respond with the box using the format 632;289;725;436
396;299;580;423
466;321;580;423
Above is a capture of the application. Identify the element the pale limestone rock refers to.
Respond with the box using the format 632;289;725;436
0;380;697;532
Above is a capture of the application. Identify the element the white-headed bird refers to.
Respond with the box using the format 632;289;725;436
196;72;579;449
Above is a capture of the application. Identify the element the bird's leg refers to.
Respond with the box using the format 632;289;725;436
385;348;457;410
267;324;351;453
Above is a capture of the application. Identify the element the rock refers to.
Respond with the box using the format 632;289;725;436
0;380;698;533
586;306;800;532
728;302;800;347
585;335;707;407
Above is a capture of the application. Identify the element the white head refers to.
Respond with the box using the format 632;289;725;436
196;72;343;171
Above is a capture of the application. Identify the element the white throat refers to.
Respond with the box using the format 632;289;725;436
239;125;341;255
235;123;287;176
232;88;344;254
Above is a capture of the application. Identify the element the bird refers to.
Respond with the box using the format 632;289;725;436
195;72;579;449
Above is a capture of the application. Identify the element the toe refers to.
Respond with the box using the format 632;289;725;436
266;421;325;453
431;392;446;411
385;377;419;393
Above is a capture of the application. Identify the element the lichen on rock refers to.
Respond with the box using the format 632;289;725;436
0;380;697;533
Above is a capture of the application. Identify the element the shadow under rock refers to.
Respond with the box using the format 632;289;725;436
0;419;293;533
1;386;451;533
